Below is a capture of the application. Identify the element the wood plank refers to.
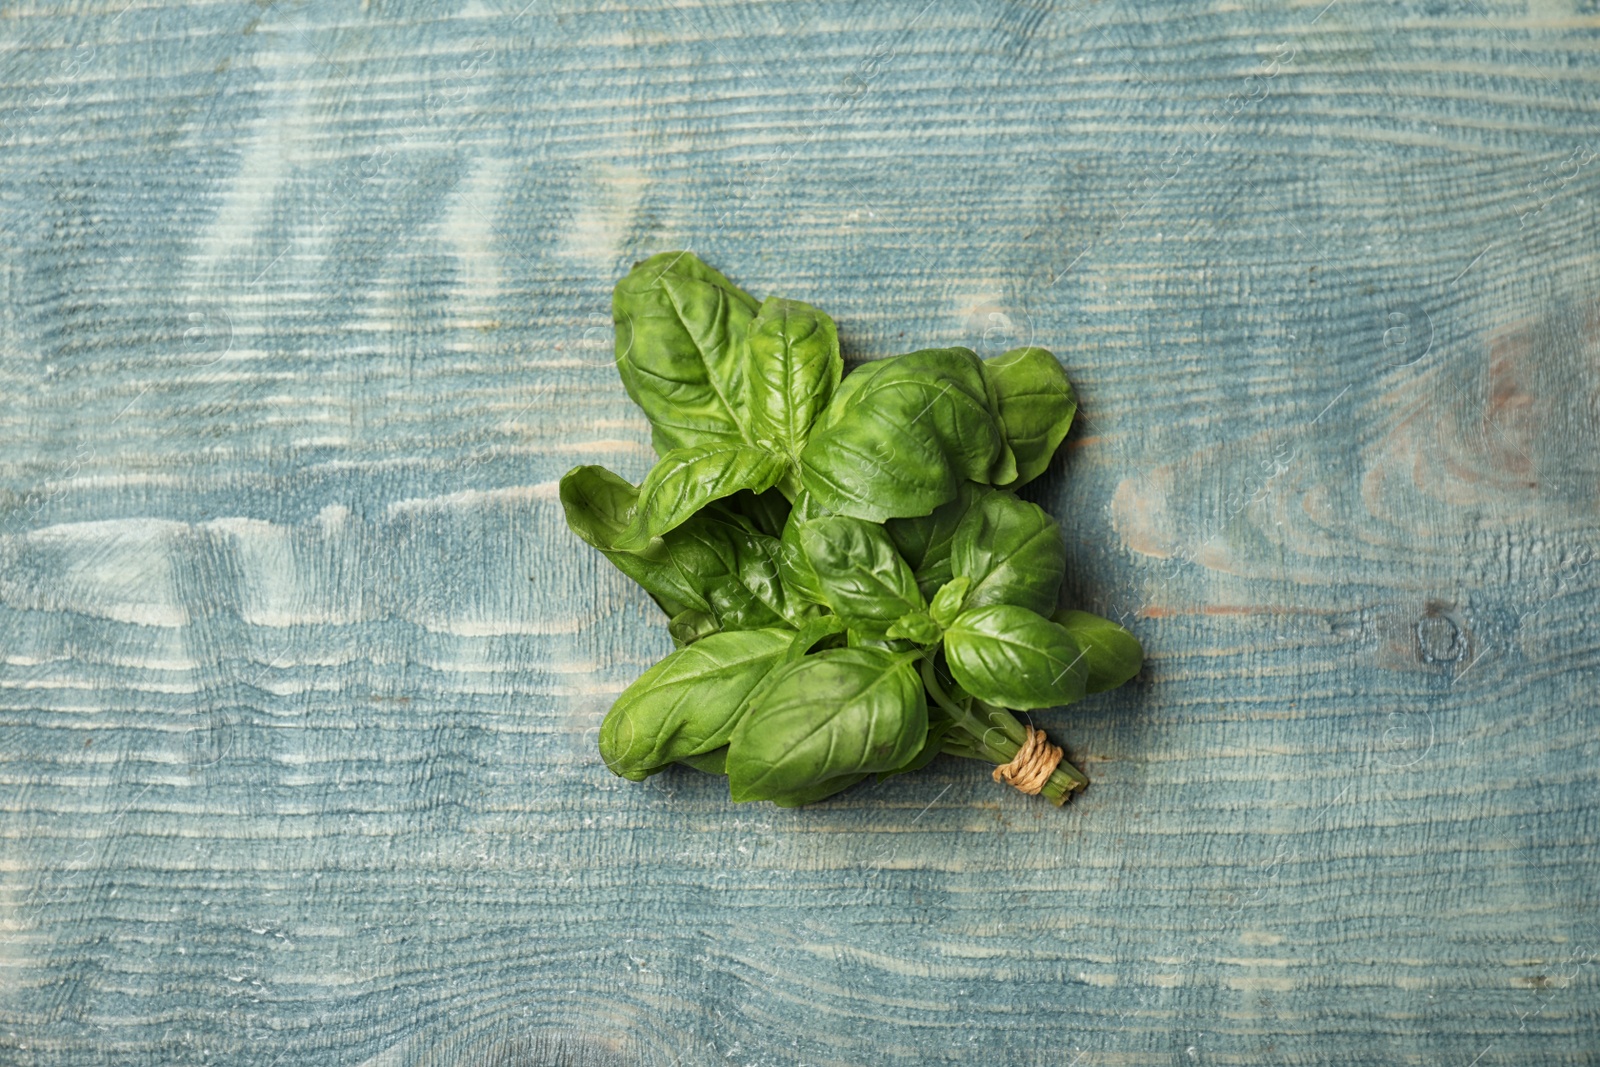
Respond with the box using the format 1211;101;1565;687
1;0;1597;1063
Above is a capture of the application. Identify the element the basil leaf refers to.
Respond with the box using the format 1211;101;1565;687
982;361;1021;485
767;774;869;808
564;471;801;639
743;296;842;480
667;608;719;648
776;489;831;608
798;348;1006;520
943;605;1087;710
663;513;798;630
817;356;893;430
617;443;788;548
599;628;793;781
727;648;927;802
1052;609;1143;693
983;346;1077;486
989;442;1019;486
928;577;972;629
950;487;1066;617
559;464;708;618
885;610;941;645
797;515;925;638
717;487;792;539
846;631;918;653
877;718;953;782
787;614;848;661
678;747;727;774
613;251;760;454
885;484;975;600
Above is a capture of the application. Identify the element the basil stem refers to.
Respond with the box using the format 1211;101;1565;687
919;657;1089;805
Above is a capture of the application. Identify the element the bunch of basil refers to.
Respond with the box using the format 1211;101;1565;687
560;252;1142;807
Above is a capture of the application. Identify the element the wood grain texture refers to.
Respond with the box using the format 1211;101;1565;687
2;0;1598;1063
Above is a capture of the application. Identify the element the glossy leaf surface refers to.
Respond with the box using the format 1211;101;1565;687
659;514;798;630
943;605;1087;710
776;489;831;608
613;251;760;454
950;487;1066;616
599;628;793;781
885;610;941;645
743;296;842;474
617;443;788;548
559;464;707;618
786;614;848;661
727;648;927;802
798;515;925;637
798;348;1005;520
928;577;972;630
885;484;975;600
877;718;953;782
982;346;1077;486
667;608;719;648
1052;609;1144;693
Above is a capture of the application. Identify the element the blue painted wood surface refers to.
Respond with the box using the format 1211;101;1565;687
2;1;1598;1063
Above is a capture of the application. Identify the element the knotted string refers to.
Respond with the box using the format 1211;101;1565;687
991;725;1062;796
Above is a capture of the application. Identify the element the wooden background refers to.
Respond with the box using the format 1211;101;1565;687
2;0;1598;1063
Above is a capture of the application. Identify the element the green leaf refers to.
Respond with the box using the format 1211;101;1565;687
677;747;727;774
943;604;1087;710
989;440;1019;486
798;348;1006;521
817;356;894;430
885;484;975;600
617;443;788;548
667;608;719;647
743;296;842;477
885;610;941;645
1052;609;1143;693
661;513;799;630
982;346;1077;486
877;718;953;782
786;614;847;661
776;489;831;609
845;631;918;653
928;576;972;629
563;467;801;635
599;629;793;781
559;465;708;618
766;774;869;807
717;487;792;538
982;360;1021;486
950;487;1066;617
613;251;761;454
727;648;927;802
798;515;925;638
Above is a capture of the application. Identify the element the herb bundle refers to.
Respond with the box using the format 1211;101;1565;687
560;252;1142;807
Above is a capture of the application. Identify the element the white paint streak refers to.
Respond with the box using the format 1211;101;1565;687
386;481;558;515
2;482;569;636
417;616;584;638
561;162;647;268
441;154;510;317
9;519;191;628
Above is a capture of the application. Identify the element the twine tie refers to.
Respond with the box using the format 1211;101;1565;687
992;725;1062;795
